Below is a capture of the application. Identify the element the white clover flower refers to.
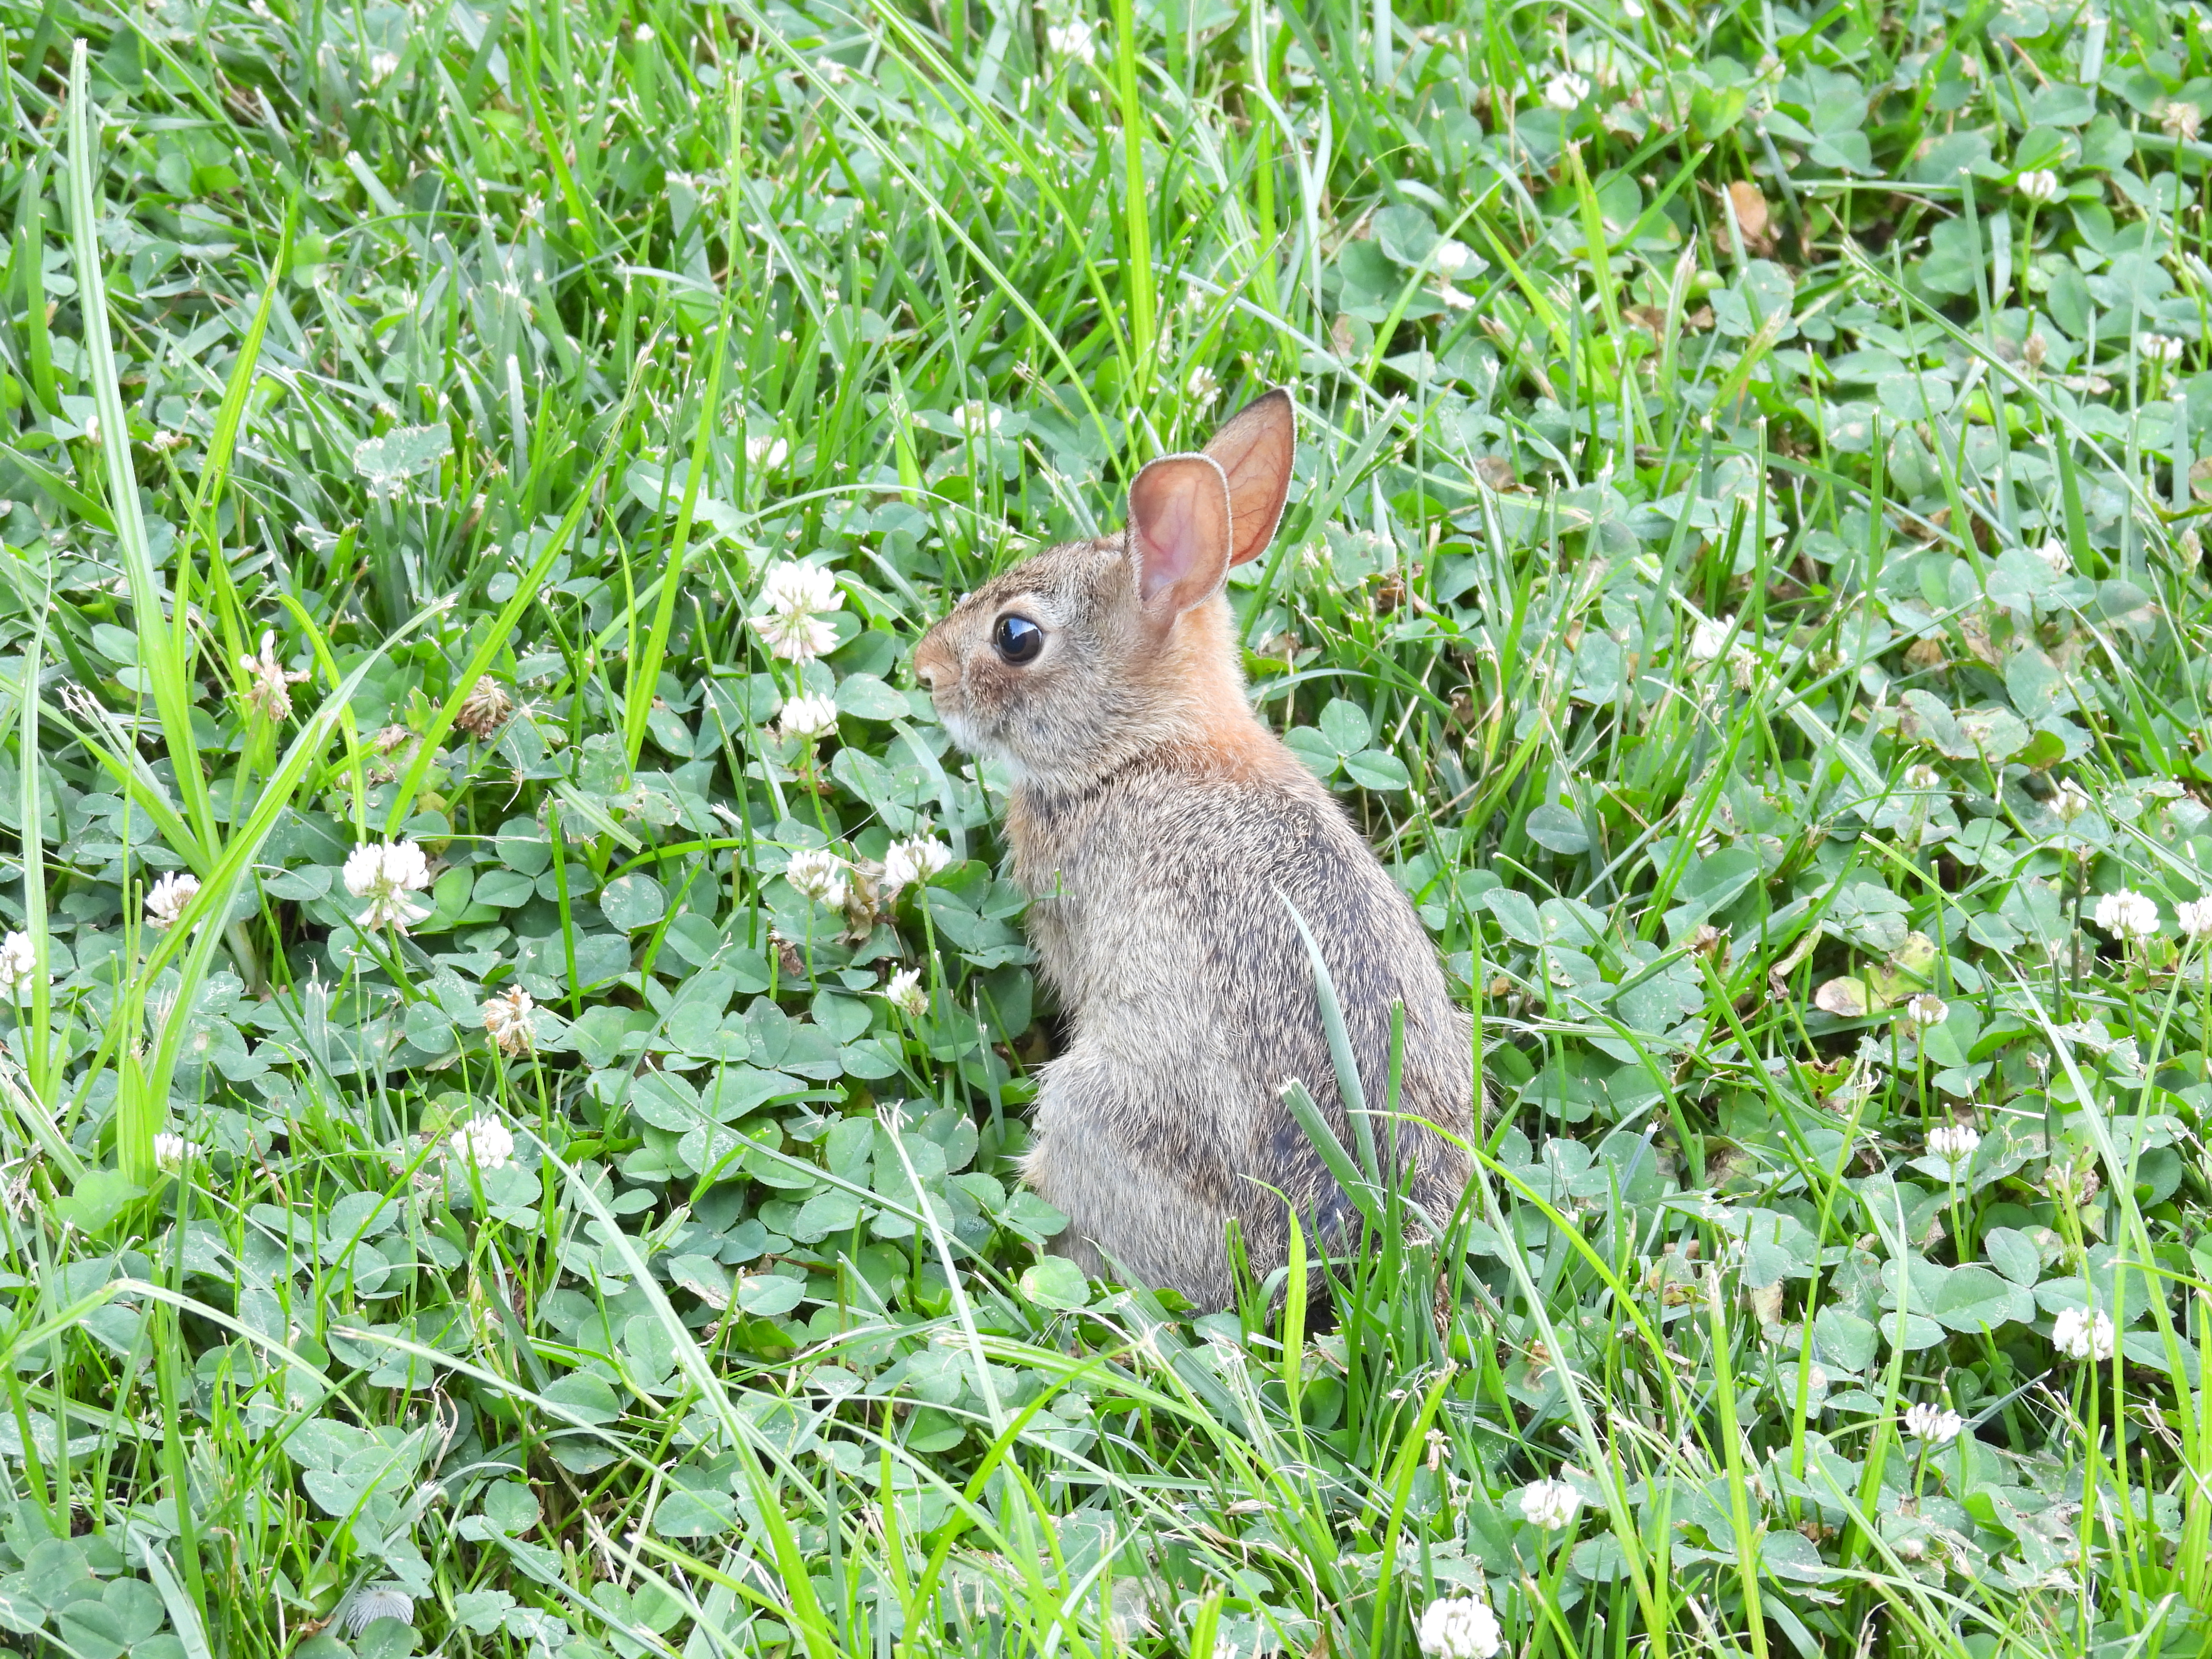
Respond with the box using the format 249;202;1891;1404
1046;17;1096;61
777;693;841;743
2177;895;2212;940
1688;613;1736;661
1903;764;1942;791
152;1131;201;1172
481;986;535;1057
758;561;842;618
2052;1306;2116;1361
0;932;40;1003
1926;1123;1981;1161
1416;1594;1503;1659
785;848;849;909
145;871;200;930
238;629;308;722
1185;364;1220;409
884;968;928;1017
448;1114;516;1172
632;22;654;41
753;563;843;664
950;400;1004;438
1433;238;1478;277
2052;777;2092;822
2093;888;2160;939
1544;71;1590;109
745;433;789;471
1902;1401;1964;1444
754;609;839;663
342;841;434;932
1519;1477;1582;1530
881;836;953;892
2034;537;2072;575
2015;168;2061;204
1903;991;1948;1029
2140;333;2186;365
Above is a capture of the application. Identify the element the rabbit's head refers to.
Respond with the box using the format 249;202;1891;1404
914;390;1296;789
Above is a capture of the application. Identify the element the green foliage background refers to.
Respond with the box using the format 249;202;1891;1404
0;0;2211;1653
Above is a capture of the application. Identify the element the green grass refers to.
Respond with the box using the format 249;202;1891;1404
1;0;2211;1654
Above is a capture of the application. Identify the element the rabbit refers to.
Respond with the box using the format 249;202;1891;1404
912;388;1475;1311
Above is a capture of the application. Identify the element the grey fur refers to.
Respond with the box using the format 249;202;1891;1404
914;393;1473;1310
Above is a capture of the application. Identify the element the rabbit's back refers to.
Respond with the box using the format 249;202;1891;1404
1012;742;1473;1305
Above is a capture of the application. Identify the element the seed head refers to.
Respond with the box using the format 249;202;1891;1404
455;676;515;739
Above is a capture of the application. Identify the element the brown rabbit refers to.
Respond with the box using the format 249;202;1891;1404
913;390;1474;1311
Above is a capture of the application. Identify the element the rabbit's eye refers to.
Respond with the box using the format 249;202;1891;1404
992;614;1044;665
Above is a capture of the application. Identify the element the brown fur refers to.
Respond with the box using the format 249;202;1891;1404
913;391;1474;1310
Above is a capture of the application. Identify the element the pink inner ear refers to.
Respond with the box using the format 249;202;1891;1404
1204;389;1296;567
1129;455;1232;615
1137;493;1202;601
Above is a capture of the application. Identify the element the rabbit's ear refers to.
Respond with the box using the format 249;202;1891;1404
1128;453;1233;621
1204;388;1296;566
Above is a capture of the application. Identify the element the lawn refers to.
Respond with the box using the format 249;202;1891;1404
2;0;2210;1653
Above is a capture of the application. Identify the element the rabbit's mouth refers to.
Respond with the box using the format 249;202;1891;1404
936;704;986;755
936;702;1018;772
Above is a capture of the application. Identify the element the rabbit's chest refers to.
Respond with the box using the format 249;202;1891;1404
1007;796;1178;1003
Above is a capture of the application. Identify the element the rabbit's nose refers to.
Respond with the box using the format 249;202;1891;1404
914;642;951;690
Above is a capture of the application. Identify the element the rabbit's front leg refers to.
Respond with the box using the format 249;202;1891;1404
1016;1052;1237;1310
